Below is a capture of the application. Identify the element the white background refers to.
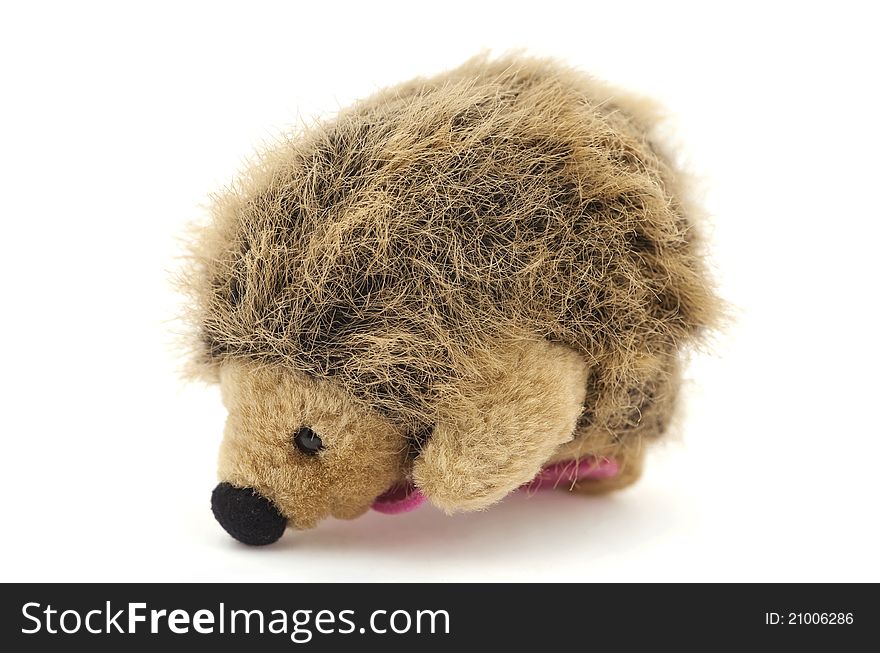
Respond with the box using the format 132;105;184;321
1;0;878;582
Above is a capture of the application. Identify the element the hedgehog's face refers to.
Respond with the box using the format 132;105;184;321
211;359;411;544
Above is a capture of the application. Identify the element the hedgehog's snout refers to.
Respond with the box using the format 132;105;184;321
211;482;288;546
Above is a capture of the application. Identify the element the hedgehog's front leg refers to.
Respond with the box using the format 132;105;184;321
413;339;590;513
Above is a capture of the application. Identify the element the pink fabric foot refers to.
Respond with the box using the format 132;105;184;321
521;457;619;492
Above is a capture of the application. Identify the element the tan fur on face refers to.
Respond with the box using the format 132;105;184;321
218;359;409;529
414;339;589;512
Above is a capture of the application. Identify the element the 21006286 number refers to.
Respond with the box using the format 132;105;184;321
765;613;854;625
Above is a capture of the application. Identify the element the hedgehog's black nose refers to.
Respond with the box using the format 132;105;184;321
211;482;287;545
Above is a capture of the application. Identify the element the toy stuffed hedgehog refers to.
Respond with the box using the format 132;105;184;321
183;54;717;545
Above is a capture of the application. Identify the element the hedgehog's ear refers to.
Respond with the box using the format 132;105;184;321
412;339;589;513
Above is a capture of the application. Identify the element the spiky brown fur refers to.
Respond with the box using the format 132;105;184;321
183;54;718;526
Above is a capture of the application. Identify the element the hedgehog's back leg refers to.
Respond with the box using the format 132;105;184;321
556;352;681;495
412;339;589;513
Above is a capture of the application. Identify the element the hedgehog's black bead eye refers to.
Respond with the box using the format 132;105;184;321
293;427;323;455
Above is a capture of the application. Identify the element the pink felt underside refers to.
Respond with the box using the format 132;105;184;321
371;456;619;515
521;457;620;491
371;484;428;515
